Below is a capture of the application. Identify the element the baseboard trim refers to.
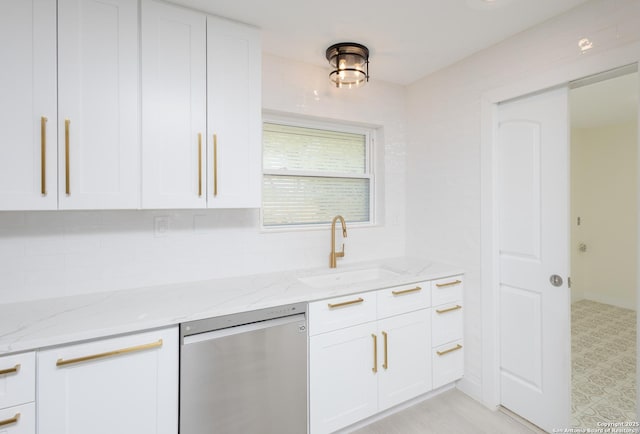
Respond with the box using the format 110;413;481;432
499;405;547;433
339;383;456;433
456;376;483;404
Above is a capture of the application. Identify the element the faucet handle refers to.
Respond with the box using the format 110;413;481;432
336;243;345;258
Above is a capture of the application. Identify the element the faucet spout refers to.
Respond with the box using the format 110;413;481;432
330;215;348;268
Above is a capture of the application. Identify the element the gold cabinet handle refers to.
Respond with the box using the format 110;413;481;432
436;304;462;314
197;133;203;197
391;286;422;296
65;119;70;195
213;134;218;197
382;331;388;370
327;297;364;309
0;413;20;427
56;339;163;367
0;364;20;376
371;333;378;373
435;279;462;288
41;116;47;195
437;344;463;356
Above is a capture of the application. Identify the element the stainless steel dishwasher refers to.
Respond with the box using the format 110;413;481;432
179;302;308;434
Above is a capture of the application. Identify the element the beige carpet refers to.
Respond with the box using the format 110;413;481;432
572;300;637;428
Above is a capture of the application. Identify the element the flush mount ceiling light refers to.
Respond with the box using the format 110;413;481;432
325;42;369;89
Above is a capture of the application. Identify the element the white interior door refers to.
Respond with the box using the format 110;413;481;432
497;86;571;432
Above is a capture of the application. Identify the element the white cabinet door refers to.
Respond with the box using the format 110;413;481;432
58;0;140;209
206;16;261;208
0;0;57;210
309;322;378;434
377;309;431;411
142;0;207;209
37;328;178;434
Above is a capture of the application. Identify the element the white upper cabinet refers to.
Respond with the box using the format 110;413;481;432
0;0;57;210
0;0;139;211
207;16;261;208
2;0;260;211
141;0;208;209
58;0;140;209
141;0;261;209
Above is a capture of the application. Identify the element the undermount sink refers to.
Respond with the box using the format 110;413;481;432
298;267;399;288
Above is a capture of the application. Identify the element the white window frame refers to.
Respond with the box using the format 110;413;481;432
261;113;376;231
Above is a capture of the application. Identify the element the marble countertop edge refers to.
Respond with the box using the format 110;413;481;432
0;256;463;355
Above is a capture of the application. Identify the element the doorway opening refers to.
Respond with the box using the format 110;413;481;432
569;68;639;428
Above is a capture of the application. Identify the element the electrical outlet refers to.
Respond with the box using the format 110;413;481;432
154;216;169;237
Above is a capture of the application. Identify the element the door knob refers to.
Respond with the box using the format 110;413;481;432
549;275;563;287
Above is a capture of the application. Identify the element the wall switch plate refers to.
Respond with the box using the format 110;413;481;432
154;216;169;237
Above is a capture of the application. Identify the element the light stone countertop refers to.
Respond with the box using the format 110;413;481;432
0;257;463;355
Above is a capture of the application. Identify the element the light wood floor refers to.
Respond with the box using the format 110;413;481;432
350;389;546;434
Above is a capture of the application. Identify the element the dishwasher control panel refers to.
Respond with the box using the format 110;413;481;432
180;302;307;339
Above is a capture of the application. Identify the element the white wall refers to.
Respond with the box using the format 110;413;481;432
571;121;638;309
405;0;640;399
0;54;407;304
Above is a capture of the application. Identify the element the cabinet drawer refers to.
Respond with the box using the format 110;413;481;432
0;353;35;409
0;403;35;434
431;276;463;307
431;303;463;347
432;340;464;389
308;292;377;335
377;282;430;318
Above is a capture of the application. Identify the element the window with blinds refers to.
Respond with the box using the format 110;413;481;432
262;121;374;227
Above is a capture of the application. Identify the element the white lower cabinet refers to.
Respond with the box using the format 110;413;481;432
432;340;464;389
0;403;35;434
37;327;178;434
377;310;431;410
309;276;463;434
309;322;379;434
309;284;433;434
431;275;464;389
0;352;36;434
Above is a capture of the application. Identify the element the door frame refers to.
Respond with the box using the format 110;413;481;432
480;42;640;415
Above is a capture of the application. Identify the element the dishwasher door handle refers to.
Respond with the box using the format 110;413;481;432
182;314;306;345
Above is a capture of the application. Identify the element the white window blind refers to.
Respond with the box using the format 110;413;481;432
262;122;373;227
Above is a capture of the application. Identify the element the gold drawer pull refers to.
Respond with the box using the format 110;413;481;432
0;413;20;427
327;297;364;309
56;339;163;367
391;286;421;296
437;344;463;356
371;334;378;373
0;364;20;376
41;116;47;195
435;279;462;288
436;304;462;314
382;331;388;370
213;134;218;197
64;119;71;195
197;133;203;197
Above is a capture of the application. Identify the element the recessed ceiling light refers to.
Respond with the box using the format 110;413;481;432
578;38;593;52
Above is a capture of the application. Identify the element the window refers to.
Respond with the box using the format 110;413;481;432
262;119;374;228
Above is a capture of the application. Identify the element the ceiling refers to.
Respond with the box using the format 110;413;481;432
570;72;639;128
172;0;590;85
